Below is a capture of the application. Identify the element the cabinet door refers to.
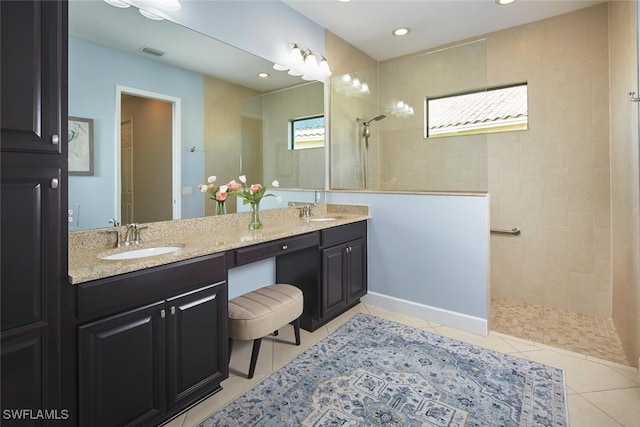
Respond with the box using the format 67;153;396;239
1;0;65;154
346;238;367;303
78;302;166;427
166;283;227;410
321;245;347;317
1;168;62;421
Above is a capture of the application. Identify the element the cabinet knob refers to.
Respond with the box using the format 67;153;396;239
51;134;59;145
170;306;176;315
51;178;59;189
282;245;288;250
160;309;166;318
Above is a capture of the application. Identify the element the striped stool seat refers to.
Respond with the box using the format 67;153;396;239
228;284;303;378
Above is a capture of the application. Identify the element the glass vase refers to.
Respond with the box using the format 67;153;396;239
248;202;262;230
215;201;226;215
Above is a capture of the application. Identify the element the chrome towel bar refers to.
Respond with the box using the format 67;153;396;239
490;228;521;236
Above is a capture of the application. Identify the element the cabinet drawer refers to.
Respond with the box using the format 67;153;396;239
235;232;319;267
321;221;367;248
77;253;226;322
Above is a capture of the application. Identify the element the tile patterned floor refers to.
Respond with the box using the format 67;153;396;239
165;303;640;427
490;298;630;366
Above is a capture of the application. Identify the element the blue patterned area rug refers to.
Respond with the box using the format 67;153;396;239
199;313;567;426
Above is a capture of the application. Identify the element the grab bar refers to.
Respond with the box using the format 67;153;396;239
491;227;521;236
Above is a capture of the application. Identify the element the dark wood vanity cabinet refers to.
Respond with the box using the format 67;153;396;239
277;221;368;331
76;254;228;427
1;0;69;423
321;237;367;318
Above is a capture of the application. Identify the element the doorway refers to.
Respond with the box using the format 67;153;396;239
115;86;181;224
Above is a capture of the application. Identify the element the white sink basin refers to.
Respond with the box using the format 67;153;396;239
309;216;341;222
99;246;182;260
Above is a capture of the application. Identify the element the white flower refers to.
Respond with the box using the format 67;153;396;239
219;184;228;193
239;175;247;183
207;176;216;184
199;184;207;193
275;195;282;204
272;180;280;188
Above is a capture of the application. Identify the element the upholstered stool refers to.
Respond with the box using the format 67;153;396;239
228;284;303;378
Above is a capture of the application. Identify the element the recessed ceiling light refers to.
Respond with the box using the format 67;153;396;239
495;0;517;5
257;72;270;78
338;0;351;3
392;27;411;37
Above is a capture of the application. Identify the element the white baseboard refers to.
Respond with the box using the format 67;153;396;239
362;292;488;336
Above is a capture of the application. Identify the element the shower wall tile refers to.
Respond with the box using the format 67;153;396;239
487;3;611;318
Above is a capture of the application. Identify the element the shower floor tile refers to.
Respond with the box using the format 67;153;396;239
491;298;630;366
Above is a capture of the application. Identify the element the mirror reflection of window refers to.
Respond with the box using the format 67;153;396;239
426;83;528;138
290;116;325;150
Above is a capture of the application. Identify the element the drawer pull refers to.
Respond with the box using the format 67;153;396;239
160;309;166;318
282;245;288;250
170;306;176;315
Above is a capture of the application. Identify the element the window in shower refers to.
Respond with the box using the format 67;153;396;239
425;83;528;138
289;115;325;150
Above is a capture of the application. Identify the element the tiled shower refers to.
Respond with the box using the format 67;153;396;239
328;2;639;367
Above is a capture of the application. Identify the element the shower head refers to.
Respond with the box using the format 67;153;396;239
364;114;386;125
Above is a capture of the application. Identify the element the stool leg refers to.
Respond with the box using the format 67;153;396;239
248;338;262;379
293;317;301;345
228;338;233;364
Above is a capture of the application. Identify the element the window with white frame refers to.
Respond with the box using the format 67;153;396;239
426;83;528;138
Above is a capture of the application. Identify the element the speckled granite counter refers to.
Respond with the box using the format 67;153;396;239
68;204;369;284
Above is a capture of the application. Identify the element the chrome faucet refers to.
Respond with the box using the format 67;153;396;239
288;201;316;218
124;223;138;246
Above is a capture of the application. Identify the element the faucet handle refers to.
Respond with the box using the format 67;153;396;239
134;226;148;244
106;230;122;248
107;218;120;227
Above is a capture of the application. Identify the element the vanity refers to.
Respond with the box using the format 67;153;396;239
68;204;369;427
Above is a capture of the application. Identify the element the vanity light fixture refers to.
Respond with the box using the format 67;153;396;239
289;43;332;77
495;0;517;5
392;27;411;37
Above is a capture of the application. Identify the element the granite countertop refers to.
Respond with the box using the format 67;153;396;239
68;204;369;285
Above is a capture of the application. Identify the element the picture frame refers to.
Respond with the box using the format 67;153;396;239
68;116;94;176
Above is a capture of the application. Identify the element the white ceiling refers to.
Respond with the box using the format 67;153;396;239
284;0;605;61
70;0;605;91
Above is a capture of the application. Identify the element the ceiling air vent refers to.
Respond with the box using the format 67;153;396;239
139;46;165;57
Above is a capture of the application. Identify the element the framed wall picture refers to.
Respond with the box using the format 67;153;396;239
68;116;94;175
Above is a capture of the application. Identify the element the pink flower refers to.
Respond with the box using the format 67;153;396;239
227;181;242;191
250;183;262;193
216;191;228;202
208;184;216;191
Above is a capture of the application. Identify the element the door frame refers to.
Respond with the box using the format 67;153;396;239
114;85;181;223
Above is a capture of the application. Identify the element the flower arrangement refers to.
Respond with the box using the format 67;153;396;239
232;175;280;206
232;175;280;230
198;176;229;215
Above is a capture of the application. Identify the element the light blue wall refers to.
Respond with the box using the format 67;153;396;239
155;1;325;73
327;192;490;320
68;36;204;230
